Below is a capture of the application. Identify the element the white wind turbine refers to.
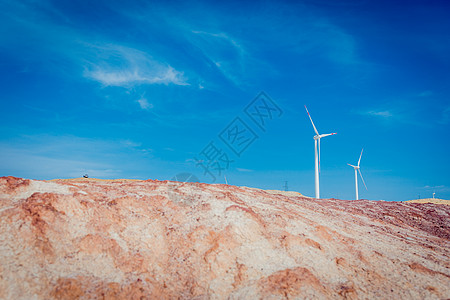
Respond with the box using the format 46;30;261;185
348;148;367;200
305;106;336;199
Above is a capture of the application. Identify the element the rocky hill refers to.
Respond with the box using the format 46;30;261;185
0;176;449;299
406;198;449;205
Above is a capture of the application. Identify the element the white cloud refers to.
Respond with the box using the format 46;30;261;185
0;135;152;180
424;185;445;189
137;97;153;110
87;66;185;87
190;30;247;86
120;139;142;148
83;44;189;87
192;31;245;55
365;110;393;118
236;168;253;172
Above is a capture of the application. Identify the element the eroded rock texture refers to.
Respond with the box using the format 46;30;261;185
0;176;449;299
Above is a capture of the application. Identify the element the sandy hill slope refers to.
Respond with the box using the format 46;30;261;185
0;176;449;299
406;198;449;205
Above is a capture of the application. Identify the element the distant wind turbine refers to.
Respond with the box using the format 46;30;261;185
305;106;337;199
348;148;367;200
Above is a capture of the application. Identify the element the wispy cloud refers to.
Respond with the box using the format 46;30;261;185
120;139;142;148
137;97;153;110
2;0;365;91
192;31;245;54
364;110;393;118
83;44;188;87
357;92;450;127
424;185;445;189
0;1;190;90
236;168;253;172
423;185;449;194
0;135;153;179
189;30;247;86
183;2;366;89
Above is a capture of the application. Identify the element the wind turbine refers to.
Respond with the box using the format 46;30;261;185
348;148;367;200
305;106;336;199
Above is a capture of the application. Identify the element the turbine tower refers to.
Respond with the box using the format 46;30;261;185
305;106;336;199
348;148;367;200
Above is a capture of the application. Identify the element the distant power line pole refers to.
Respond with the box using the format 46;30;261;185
284;181;288;191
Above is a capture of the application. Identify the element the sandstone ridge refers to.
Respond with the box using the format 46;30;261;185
0;176;449;299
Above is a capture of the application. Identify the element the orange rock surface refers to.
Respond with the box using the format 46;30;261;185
0;176;449;299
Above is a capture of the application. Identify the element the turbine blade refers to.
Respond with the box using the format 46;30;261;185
347;163;356;168
319;133;337;138
358;148;364;167
358;169;367;190
305;105;319;135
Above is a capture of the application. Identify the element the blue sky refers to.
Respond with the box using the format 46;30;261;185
1;0;449;201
